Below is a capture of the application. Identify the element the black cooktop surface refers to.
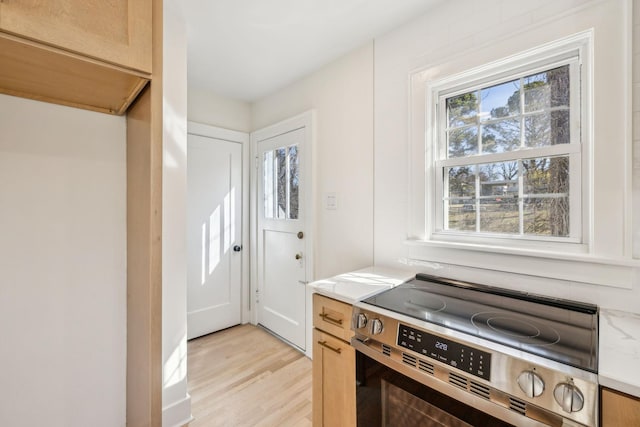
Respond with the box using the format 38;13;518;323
362;274;598;372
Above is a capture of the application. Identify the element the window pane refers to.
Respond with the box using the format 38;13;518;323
263;145;300;221
263;151;274;219
448;126;478;158
479;161;518;197
523;156;569;195
480;79;520;121
477;161;519;233
447;92;478;127
525;110;570;147
524;65;570;112
480;198;519;234
481;118;520;153
524;198;569;236
276;147;287;219
288;145;299;219
447;166;475;198
447;199;476;231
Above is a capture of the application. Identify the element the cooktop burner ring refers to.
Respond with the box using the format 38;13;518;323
403;297;447;314
471;311;561;347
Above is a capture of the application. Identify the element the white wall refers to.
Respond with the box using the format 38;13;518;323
374;0;640;312
0;95;126;426
162;0;192;425
252;43;375;280
188;87;252;133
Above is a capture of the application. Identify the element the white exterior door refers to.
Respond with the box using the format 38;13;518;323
187;132;243;339
254;114;313;351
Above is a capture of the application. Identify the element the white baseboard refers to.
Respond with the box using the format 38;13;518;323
162;393;192;427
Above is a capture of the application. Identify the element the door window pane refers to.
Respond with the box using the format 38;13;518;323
288;145;299;220
276;147;287;219
263;144;300;220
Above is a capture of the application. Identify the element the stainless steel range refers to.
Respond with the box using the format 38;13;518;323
351;274;598;427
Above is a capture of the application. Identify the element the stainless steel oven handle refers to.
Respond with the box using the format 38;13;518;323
318;340;342;354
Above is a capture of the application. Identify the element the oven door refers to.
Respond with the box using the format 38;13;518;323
355;350;515;427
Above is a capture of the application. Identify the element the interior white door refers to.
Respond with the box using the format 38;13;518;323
187;133;242;340
257;127;307;350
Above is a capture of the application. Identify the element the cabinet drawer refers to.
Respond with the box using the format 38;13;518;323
313;294;353;341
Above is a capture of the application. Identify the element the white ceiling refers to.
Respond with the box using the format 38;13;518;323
183;0;442;102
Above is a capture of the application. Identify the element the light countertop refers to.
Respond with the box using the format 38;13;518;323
599;309;640;398
308;265;415;304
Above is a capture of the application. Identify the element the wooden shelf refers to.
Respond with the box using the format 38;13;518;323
0;32;149;115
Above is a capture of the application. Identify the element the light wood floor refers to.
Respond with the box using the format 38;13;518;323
187;324;313;427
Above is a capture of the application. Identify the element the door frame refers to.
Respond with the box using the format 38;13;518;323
250;111;315;353
187;121;252;324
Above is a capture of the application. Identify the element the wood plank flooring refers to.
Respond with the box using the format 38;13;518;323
188;324;313;427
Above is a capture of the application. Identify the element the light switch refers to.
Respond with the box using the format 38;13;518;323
325;192;338;210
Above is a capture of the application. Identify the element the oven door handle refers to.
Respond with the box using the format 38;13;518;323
318;340;342;354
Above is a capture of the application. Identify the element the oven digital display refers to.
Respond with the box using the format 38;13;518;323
397;324;491;381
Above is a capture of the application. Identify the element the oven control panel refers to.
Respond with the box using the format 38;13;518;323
398;324;491;381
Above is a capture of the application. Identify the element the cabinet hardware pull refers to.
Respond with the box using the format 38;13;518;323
319;312;343;325
318;340;342;354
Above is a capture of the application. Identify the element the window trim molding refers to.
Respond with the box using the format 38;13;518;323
403;238;639;289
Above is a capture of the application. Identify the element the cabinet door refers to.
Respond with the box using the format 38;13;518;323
0;0;151;73
313;329;356;427
601;387;640;426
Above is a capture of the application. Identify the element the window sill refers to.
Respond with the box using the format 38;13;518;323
404;239;639;289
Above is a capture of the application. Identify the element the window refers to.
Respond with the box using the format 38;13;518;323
263;144;299;220
430;45;584;245
408;27;636;287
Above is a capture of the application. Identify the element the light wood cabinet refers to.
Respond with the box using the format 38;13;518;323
313;294;356;427
0;0;151;72
601;387;640;426
0;0;152;115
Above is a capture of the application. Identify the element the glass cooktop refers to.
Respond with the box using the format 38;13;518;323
362;274;598;372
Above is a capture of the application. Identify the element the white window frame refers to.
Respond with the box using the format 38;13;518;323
425;34;591;253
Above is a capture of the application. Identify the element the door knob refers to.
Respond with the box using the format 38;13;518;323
295;253;302;260
233;245;242;252
297;231;304;239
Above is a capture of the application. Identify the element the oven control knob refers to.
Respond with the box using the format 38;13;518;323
553;382;584;413
517;370;544;398
369;318;383;335
354;313;368;329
